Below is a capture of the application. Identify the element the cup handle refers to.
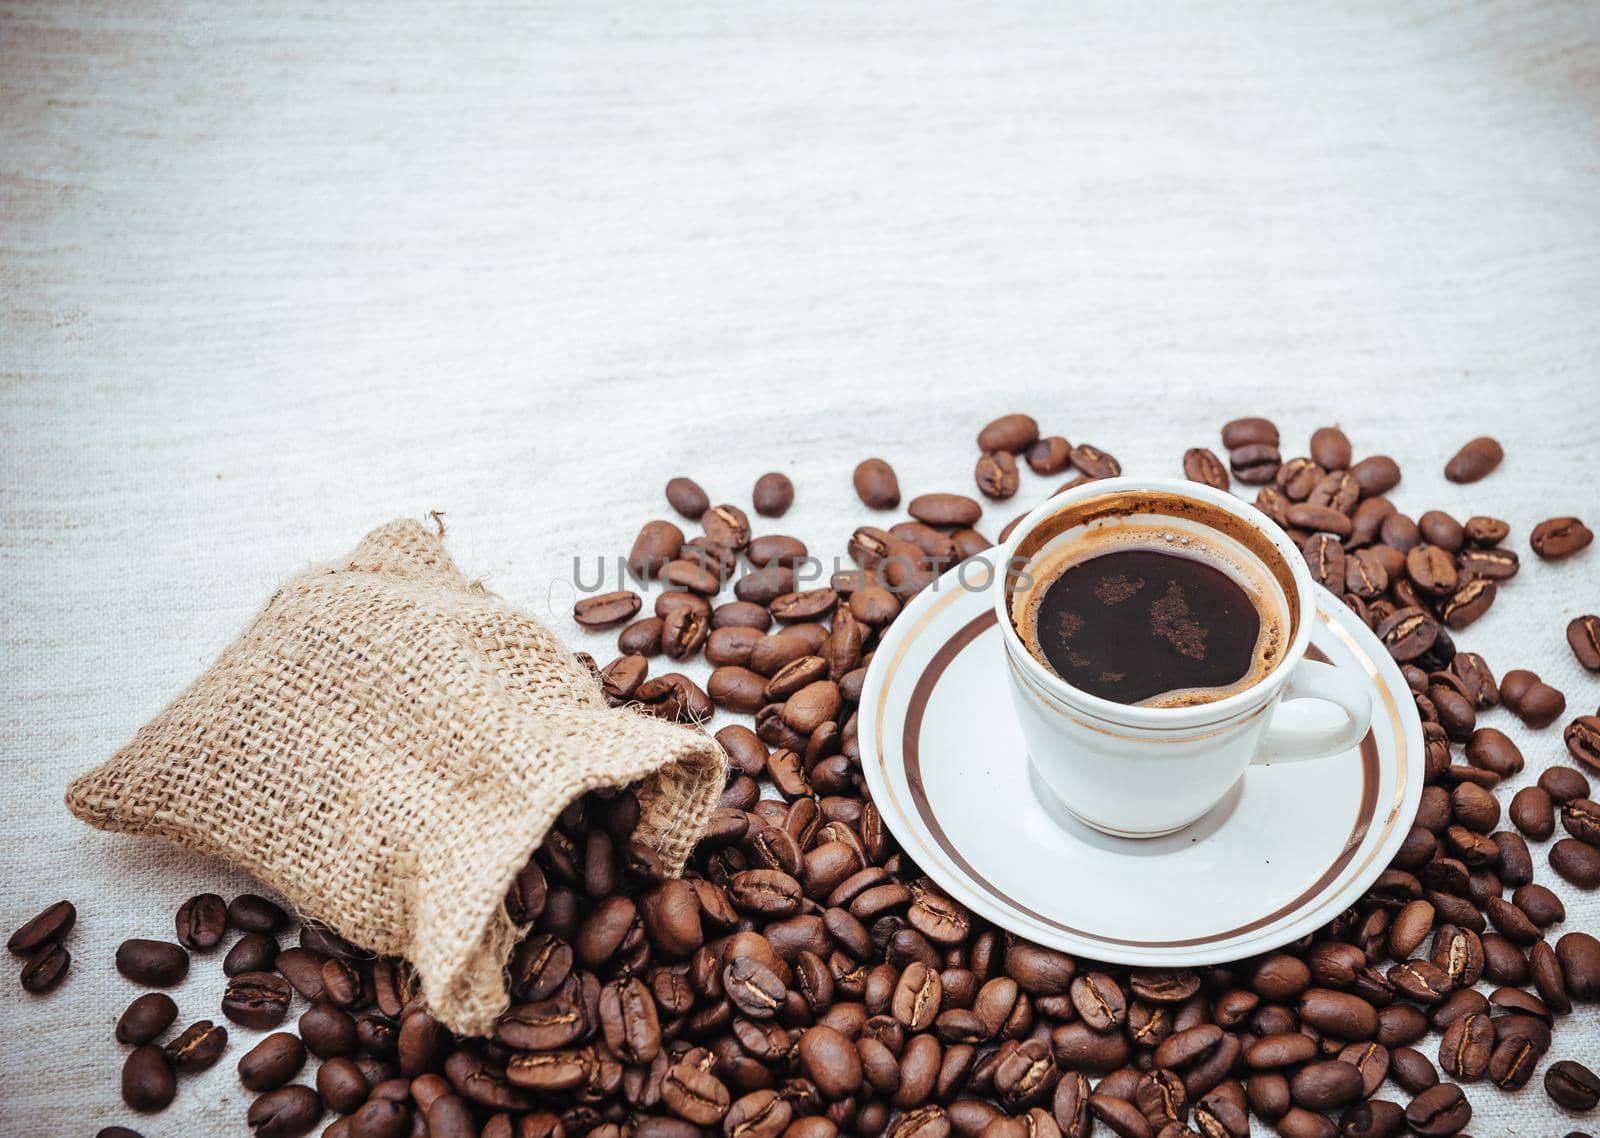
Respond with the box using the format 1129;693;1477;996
1252;658;1373;765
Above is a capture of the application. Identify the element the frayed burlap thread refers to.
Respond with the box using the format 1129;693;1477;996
65;518;725;1035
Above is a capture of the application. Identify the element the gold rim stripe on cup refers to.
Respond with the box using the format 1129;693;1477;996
869;582;1408;951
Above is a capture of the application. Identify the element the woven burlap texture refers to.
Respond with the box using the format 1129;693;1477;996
63;517;726;1035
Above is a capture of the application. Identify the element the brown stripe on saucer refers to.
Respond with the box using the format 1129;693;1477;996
898;614;1383;948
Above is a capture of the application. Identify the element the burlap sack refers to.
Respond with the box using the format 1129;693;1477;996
65;517;725;1035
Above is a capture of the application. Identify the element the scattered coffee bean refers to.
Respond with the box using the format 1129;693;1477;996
7;900;75;956
246;1084;324;1138
239;1032;308;1092
853;459;900;509
20;942;69;992
1547;1059;1600;1111
165;1020;228;1072
117;992;179;1045
1350;455;1402;496
1404;1082;1470;1136
176;892;229;951
1026;437;1071;475
574;591;642;628
121;1044;176;1113
1568;716;1600;772
665;477;710;520
1552;838;1600;888
116;939;189;987
975;452;1020;500
1444;436;1503;483
752;473;794;518
1531;516;1594;559
223;971;293;1028
1182;448;1229;490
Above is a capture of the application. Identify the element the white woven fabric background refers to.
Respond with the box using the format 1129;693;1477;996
4;2;1600;1134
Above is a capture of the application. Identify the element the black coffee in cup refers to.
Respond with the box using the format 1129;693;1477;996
1011;515;1290;707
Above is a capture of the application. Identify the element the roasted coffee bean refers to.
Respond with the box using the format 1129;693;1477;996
1458;545;1520;581
300;1001;359;1058
247;1085;324;1138
1568;715;1600;771
1515;882;1566;928
116;939;190;987
1026;436;1072;476
574;591;643;628
1228;443;1280;484
1376;607;1438;662
635;672;713;723
239;1032;308;1092
709;666;770;713
1440;578;1495;629
1068;972;1126;1031
121;1045;176;1113
1247;1033;1317;1070
1277;456;1324;500
115;992;179;1046
1486;1031;1541;1091
1481;933;1530;985
1516;681;1567;729
1546;1059;1600;1111
977;414;1040;453
853;459;901;509
1542;765;1593;802
223;932;280;977
1007;943;1076;995
1403;1082;1469;1136
227;894;288;933
975;452;1020;500
1299;989;1377;1040
908;493;982;528
20;942;69;992
752;472;794;517
314;1056;368;1114
1339;1042;1389;1098
619;616;664;655
663;557;722;595
1288;503;1352;537
165;1020;228;1072
1221;417;1278;448
1070;444;1122;479
1438;1012;1492;1080
1350;455;1401;496
1336;1100;1404;1138
1182;448;1229;490
628;520;685;580
1459;515;1507;546
1568;615;1600;671
1444;436;1503;483
1389;1046;1439;1095
8;900;75;956
796;1024;863;1098
1431;925;1485;988
665;477;711;520
1531;516;1594;559
1288;1059;1363;1110
223;971;293;1029
1552;839;1600;888
1305;425;1350;470
600;976;662;1063
1417;510;1464;552
1305;534;1346;592
1563;797;1600;845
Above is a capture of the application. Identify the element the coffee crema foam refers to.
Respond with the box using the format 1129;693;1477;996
1011;521;1290;708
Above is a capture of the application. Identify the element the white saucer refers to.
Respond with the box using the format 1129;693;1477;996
858;561;1423;967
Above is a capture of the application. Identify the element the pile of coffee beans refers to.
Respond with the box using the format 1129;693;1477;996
13;422;1598;1138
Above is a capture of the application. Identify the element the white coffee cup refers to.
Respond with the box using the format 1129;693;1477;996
992;476;1373;838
